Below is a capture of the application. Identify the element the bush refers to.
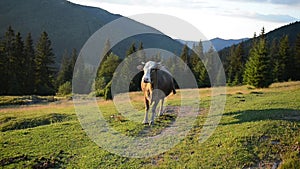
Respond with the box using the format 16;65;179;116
57;81;72;96
93;89;105;97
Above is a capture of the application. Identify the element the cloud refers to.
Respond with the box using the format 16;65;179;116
230;12;299;23
255;14;298;22
71;0;211;9
226;0;300;5
270;0;300;5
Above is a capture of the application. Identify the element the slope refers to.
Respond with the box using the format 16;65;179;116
218;21;300;61
0;0;183;64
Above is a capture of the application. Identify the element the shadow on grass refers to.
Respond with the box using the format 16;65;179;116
221;109;300;125
0;113;70;132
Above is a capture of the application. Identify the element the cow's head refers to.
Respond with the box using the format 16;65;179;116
137;61;162;83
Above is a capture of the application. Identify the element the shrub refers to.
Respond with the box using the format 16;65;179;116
57;81;72;96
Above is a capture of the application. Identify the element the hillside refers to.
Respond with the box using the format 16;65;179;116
219;21;300;61
0;0;183;64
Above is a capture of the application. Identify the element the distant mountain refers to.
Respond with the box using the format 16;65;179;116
210;38;249;51
0;0;184;65
177;38;249;51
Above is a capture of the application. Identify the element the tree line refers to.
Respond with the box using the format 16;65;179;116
0;26;77;95
222;28;300;88
1;26;299;97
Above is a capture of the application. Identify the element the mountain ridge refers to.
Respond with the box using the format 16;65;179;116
0;0;183;65
218;21;300;62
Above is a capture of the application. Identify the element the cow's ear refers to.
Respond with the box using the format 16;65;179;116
141;62;145;65
137;65;144;71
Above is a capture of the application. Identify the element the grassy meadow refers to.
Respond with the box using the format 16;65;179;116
1;81;300;168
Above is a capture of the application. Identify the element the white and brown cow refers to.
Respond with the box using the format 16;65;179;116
138;61;176;125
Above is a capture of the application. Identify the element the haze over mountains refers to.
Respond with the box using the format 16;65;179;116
177;38;249;51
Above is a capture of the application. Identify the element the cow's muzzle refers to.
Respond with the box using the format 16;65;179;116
143;77;151;83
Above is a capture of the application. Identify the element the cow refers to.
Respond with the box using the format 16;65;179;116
138;61;176;125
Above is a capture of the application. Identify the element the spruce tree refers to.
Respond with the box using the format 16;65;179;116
123;43;138;91
72;54;90;94
137;42;146;62
11;32;25;95
190;41;203;71
0;37;6;95
200;47;217;87
243;28;272;88
293;33;300;80
24;33;35;94
35;31;56;95
56;48;77;90
180;44;189;70
190;40;205;87
100;39;112;68
269;39;279;82
95;53;121;90
68;48;78;81
2;26;15;94
56;50;70;88
226;45;236;85
126;43;136;57
277;35;290;81
227;43;245;85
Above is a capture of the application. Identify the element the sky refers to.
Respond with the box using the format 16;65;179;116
68;0;300;40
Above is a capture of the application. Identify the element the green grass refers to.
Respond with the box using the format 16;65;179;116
1;81;300;168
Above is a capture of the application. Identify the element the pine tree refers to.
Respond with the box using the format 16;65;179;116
197;61;209;87
269;39;280;82
122;43;139;91
190;40;205;87
226;45;236;85
68;48;78;81
72;54;89;94
227;43;245;85
56;50;70;88
243;28;272;88
10;32;25;95
56;48;77;90
126;43;136;57
35;31;56;95
200;47;217;87
1;26;15;94
137;42;146;62
277;35;290;81
23;33;35;94
100;39;112;67
293;33;300;80
95;53;121;90
0;36;6;95
180;44;189;70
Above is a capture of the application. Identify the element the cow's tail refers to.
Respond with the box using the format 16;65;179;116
172;88;176;95
172;78;176;94
172;84;176;95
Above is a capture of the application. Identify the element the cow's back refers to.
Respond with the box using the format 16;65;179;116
151;70;174;96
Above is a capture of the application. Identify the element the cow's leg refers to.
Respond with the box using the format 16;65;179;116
143;97;150;124
158;98;164;116
150;100;158;125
